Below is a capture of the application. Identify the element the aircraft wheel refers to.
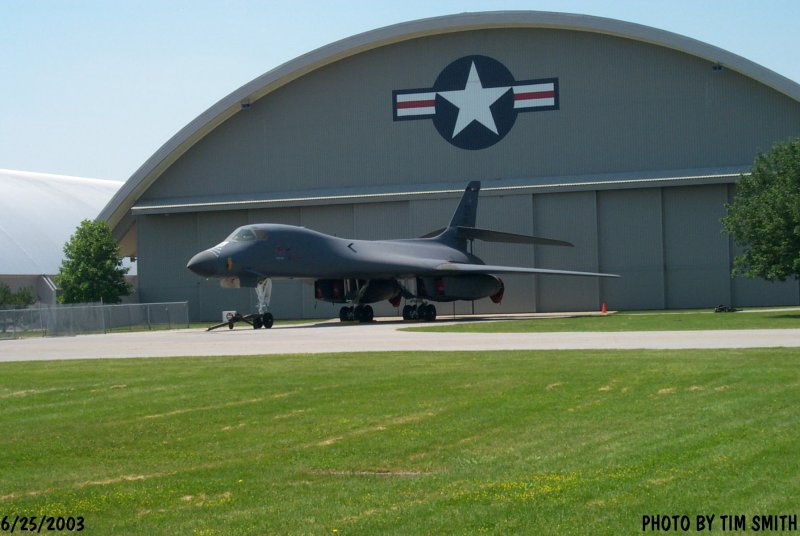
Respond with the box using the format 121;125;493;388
354;305;372;323
402;304;412;320
228;322;234;330
359;305;374;323
419;304;430;321
425;304;437;322
253;316;263;329
339;306;349;322
263;313;274;329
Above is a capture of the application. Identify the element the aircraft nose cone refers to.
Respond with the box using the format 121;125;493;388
187;250;220;277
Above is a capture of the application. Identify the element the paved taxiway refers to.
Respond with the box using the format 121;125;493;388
2;315;799;362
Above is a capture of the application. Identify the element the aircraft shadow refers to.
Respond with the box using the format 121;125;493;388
273;312;587;329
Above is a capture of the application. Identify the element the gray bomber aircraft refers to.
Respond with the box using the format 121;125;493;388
187;181;619;328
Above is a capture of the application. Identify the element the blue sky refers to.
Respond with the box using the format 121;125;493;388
2;0;798;181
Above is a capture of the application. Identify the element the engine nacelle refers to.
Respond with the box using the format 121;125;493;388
314;279;401;304
416;274;503;303
314;279;349;302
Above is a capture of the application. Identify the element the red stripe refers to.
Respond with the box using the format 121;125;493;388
514;90;555;101
396;99;436;109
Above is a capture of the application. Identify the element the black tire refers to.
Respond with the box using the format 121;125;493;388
354;305;374;323
425;304;437;322
263;313;274;329
253;316;263;329
362;305;374;322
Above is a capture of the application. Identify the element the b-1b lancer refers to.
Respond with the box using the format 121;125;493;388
187;181;619;328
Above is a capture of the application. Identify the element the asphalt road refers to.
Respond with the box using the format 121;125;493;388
2;315;799;362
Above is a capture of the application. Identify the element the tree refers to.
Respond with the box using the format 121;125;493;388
721;138;800;281
0;282;14;308
0;282;35;309
56;219;131;304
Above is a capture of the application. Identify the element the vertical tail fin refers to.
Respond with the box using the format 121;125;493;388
434;181;480;252
447;181;480;228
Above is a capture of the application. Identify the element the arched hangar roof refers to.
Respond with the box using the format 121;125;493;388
99;10;800;241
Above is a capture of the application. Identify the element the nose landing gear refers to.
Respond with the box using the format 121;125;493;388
206;277;275;331
251;312;274;329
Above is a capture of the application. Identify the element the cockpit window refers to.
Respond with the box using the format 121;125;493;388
227;227;255;242
227;227;268;242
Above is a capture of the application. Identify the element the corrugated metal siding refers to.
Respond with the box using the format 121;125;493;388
408;198;457;237
533;191;600;312
597;189;664;310
300;204;353;237
662;185;731;308
247;207;301;226
354;202;409;240
140;214;203;316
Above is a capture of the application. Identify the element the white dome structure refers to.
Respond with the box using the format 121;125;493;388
0;169;122;303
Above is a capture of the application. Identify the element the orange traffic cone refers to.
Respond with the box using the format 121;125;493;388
601;303;607;314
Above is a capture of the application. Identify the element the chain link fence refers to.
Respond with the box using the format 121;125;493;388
0;302;189;339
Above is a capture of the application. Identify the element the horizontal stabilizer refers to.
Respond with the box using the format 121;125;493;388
456;226;573;247
435;262;620;278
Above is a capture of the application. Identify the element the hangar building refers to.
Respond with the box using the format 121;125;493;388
100;11;800;321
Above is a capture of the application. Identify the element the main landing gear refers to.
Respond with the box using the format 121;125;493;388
402;303;437;322
339;304;374;323
338;303;436;323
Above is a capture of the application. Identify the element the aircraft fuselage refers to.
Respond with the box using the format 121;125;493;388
188;223;480;283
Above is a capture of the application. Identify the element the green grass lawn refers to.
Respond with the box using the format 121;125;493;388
403;308;800;333
1;349;799;534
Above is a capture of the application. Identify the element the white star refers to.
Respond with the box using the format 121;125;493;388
437;61;510;138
